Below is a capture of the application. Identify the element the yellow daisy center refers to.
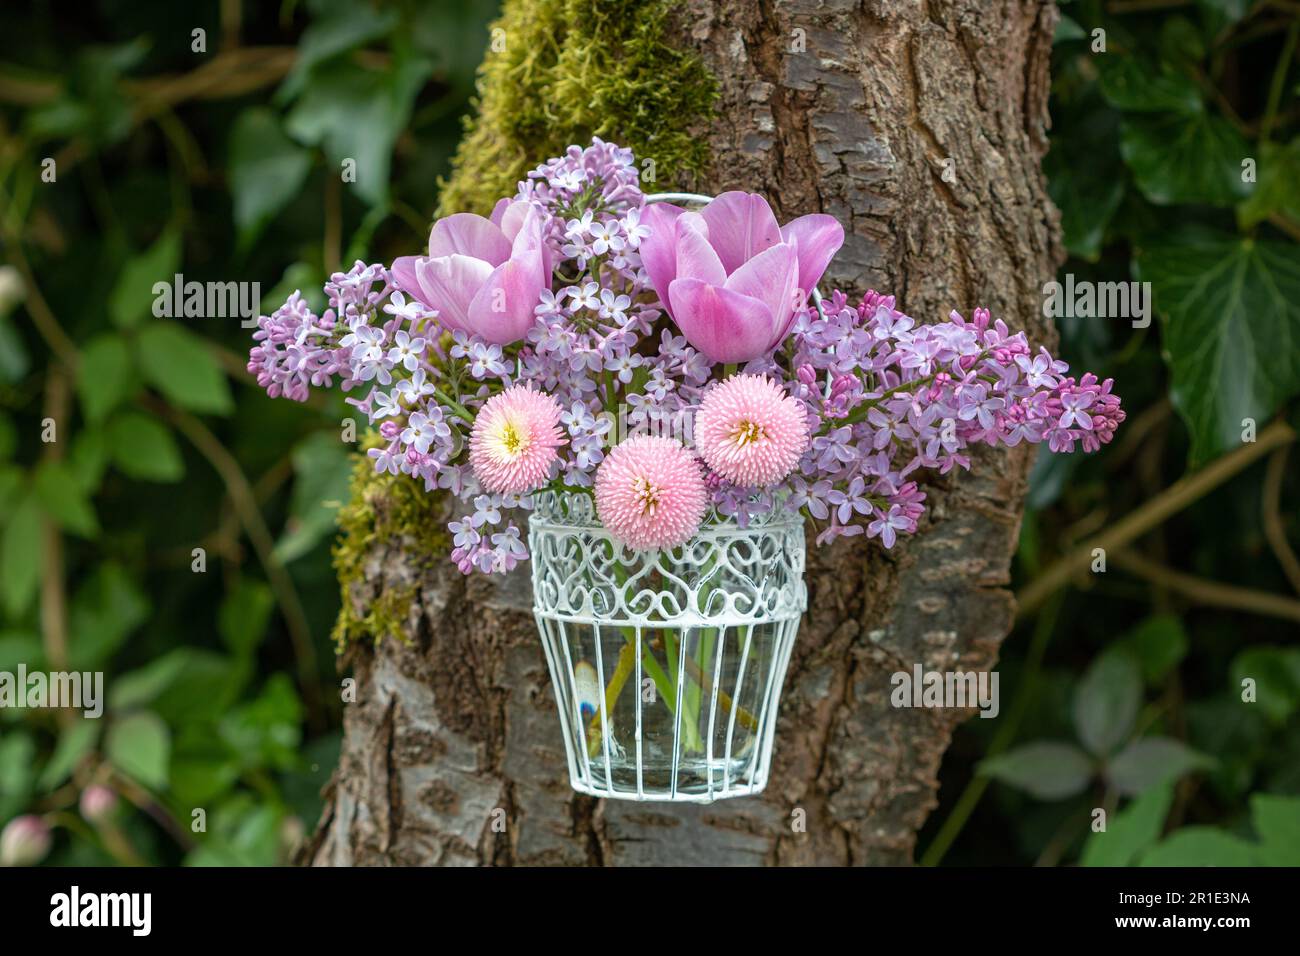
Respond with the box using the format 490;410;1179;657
631;475;662;516
729;419;765;447
489;418;530;462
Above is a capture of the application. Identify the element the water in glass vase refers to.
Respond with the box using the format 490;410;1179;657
540;618;794;799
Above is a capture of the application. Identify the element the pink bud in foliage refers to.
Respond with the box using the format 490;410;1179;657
1;815;51;866
79;785;117;824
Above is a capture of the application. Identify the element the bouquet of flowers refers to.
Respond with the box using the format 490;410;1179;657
248;139;1125;574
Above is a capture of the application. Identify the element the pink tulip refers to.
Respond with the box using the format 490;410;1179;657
391;199;551;346
641;192;844;363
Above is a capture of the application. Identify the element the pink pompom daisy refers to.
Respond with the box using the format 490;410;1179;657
695;374;809;486
469;385;567;494
595;435;708;551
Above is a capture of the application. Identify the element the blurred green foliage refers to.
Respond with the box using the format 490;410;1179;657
922;0;1300;867
0;0;1297;868
0;0;498;865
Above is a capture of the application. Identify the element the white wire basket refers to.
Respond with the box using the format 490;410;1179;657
530;492;807;803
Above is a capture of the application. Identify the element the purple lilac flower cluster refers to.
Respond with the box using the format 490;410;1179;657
248;138;1123;573
740;290;1125;545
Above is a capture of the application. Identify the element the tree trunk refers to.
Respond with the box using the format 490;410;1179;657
304;0;1060;866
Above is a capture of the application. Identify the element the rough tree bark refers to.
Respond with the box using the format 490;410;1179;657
305;0;1061;866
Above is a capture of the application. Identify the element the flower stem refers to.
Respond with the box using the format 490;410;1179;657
433;387;474;423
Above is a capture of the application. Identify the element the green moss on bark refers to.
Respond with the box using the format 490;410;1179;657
438;0;718;215
331;441;447;652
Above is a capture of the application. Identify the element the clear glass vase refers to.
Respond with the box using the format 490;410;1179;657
529;491;806;802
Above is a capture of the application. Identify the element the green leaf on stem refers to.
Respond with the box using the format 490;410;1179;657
1098;57;1201;114
980;742;1095;800
135;321;234;415
1073;649;1141;757
34;459;99;537
1229;646;1300;723
1140;827;1259;866
1119;614;1188;684
1136;230;1300;462
1106;736;1213;796
1120;111;1251;207
106;711;171;790
106;410;185;482
0;492;41;616
1251;793;1300;866
77;334;135;423
1081;783;1173;867
229;108;314;250
109;230;180;330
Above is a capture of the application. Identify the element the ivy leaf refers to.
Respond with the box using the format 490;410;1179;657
979;742;1094;800
0;492;41;616
1136;230;1300;461
1158;16;1206;67
1119;614;1188;684
229;108;314;250
1230;646;1300;723
1098;57;1201;114
105;711;171;790
68;563;150;670
1081;783;1173;867
274;431;352;563
109;230;180;329
219;675;304;772
77;334;135;423
69;429;108;496
106;410;185;482
1106;737;1213;796
218;579;275;656
24;40;147;147
34;459;99;537
38;719;101;790
0;732;36;802
276;3;398;102
135;321;234;415
1120;111;1251;207
1046;100;1125;260
1238;138;1300;229
1073;650;1142;757
1251;794;1300;866
1140;827;1259;866
285;56;432;206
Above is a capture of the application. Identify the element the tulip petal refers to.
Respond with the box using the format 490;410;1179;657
675;217;727;287
416;254;494;333
493;198;533;245
724;240;798;348
467;246;547;345
390;256;422;302
699;191;782;275
640;203;686;313
780;214;845;296
508;204;553;277
489;197;512;227
427;213;512;266
668;278;775;364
